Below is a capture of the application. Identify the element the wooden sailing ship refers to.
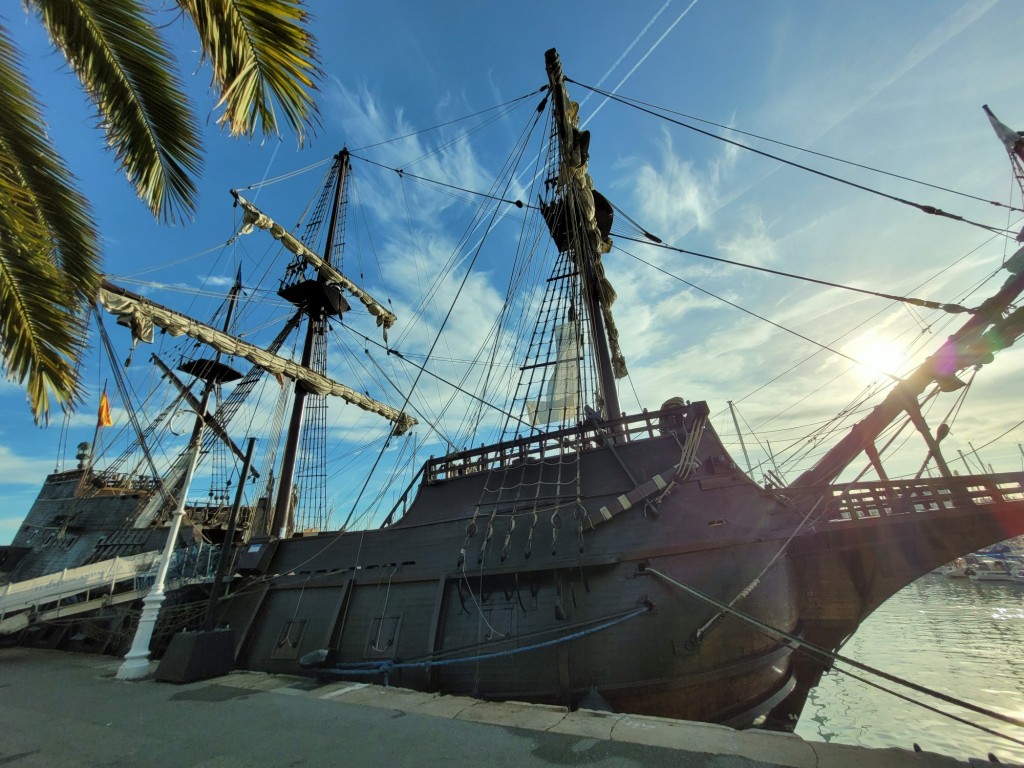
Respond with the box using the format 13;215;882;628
214;51;1024;728
4;49;1024;730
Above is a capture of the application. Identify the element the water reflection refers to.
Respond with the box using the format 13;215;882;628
794;575;1024;764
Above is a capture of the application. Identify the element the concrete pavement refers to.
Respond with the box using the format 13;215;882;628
0;647;1010;767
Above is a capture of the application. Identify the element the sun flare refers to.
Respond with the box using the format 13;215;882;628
846;334;909;382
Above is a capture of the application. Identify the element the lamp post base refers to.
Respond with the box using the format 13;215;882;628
116;589;166;681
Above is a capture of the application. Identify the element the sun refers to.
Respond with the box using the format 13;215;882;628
845;333;909;382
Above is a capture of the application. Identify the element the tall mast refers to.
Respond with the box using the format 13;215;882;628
983;105;1024;242
545;49;623;421
271;149;351;538
185;273;243;499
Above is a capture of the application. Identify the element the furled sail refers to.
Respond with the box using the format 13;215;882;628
97;282;416;435
231;191;397;338
546;64;628;380
527;321;581;426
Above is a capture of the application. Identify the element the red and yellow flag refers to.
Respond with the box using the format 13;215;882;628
97;390;113;428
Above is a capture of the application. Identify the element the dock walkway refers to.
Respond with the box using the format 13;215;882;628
0;648;1009;767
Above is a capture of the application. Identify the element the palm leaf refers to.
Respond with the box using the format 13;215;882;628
28;0;203;222
177;0;321;144
0;24;93;422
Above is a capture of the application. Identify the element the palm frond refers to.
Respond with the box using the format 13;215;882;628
28;0;203;222
0;24;93;422
177;0;321;144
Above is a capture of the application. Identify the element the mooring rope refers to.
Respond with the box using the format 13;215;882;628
642;565;1024;741
688;495;826;646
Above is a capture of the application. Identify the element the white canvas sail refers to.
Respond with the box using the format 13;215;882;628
527;322;581;426
231;192;397;337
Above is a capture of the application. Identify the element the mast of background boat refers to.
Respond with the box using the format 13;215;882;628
184;271;243;463
270;149;349;539
728;400;755;476
125;275;245;529
545;49;621;422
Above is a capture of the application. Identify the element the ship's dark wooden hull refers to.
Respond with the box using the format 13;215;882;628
227;541;800;724
220;404;1024;727
7;401;1024;729
221;403;803;725
0;468;243;585
0;470;166;582
767;474;1024;727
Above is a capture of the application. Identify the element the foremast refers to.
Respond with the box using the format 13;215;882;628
544;48;626;421
99;148;416;537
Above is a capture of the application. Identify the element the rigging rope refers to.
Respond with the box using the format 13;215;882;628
351;89;545;154
642;566;1024;738
613;230;973;315
614;243;900;380
350;154;528;210
92;307;174;511
571;80;1022;238
571;82;1024;216
687;496;825;646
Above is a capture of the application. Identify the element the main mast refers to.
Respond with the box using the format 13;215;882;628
544;49;624;421
271;150;351;538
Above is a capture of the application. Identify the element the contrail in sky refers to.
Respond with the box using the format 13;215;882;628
582;0;701;128
582;0;677;99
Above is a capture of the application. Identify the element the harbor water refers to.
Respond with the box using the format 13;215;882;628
794;572;1024;764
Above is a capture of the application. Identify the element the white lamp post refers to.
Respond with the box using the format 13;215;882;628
117;429;204;680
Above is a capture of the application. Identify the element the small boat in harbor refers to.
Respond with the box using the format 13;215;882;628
941;541;1024;580
966;557;1019;581
939;557;973;578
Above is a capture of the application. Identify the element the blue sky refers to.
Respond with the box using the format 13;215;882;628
3;0;1024;545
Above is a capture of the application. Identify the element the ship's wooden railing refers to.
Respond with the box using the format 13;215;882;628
86;469;162;493
805;472;1024;523
422;401;709;484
